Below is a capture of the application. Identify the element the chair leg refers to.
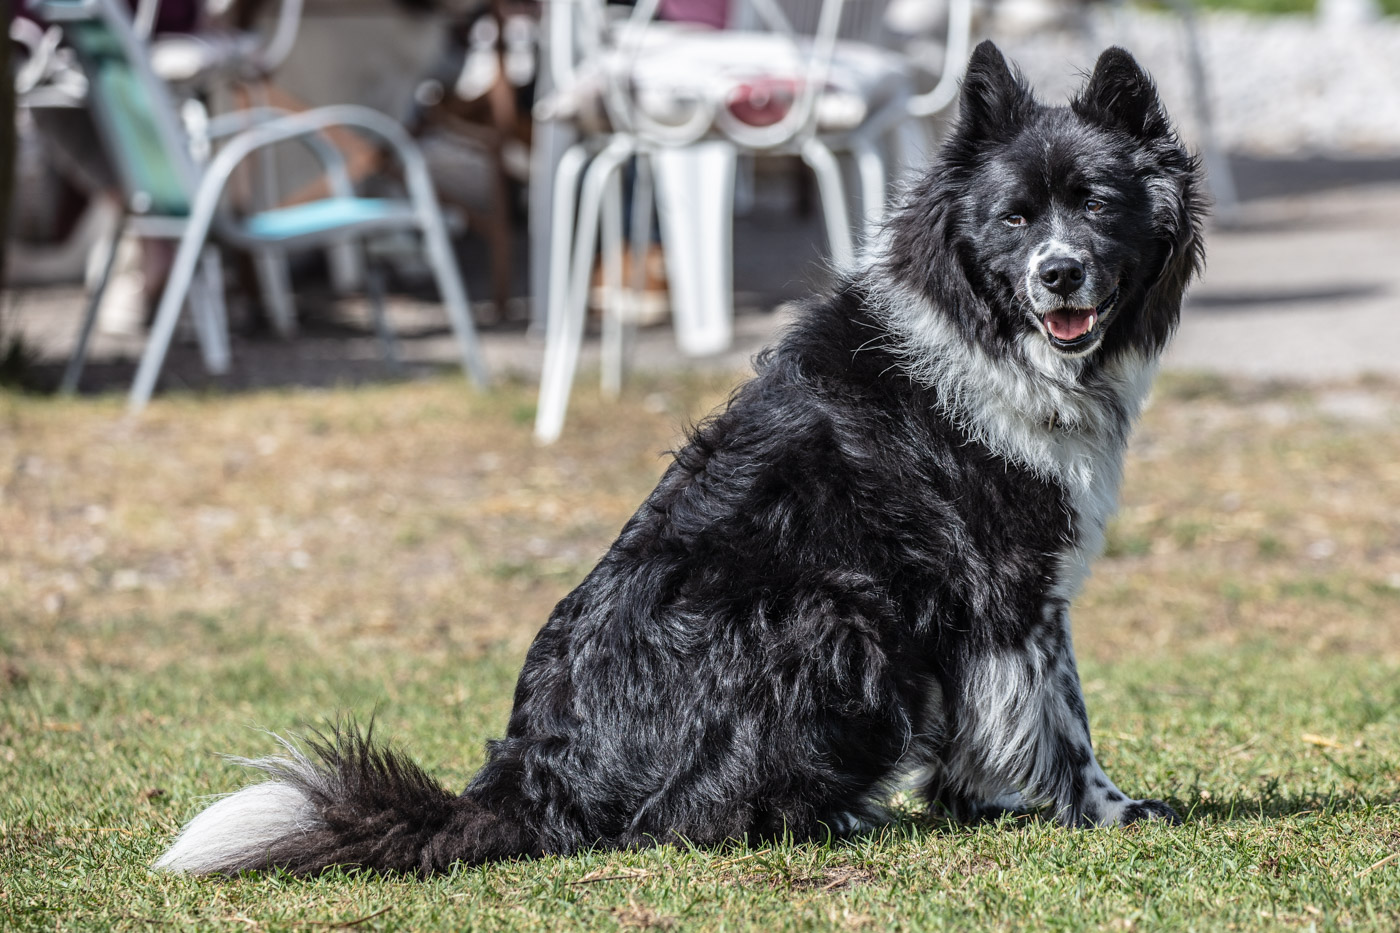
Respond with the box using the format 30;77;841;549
599;165;626;399
253;248;298;340
189;246;230;375
327;238;364;295
533;142;590;444
535;139;632;445
854;140;887;249
529;121;581;336
394;136;490;388
60;212;127;395
202;247;230;370
544;144;590;349
419;205;489;389
364;263;403;376
801;137;855;268
620;153;655;386
128;218;218;413
652;142;736;358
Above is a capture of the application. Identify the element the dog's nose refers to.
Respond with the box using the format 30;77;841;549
1038;258;1085;296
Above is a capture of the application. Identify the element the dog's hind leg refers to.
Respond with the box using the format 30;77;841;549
922;778;1031;824
911;677;1034;824
943;601;1180;828
927;782;1135;827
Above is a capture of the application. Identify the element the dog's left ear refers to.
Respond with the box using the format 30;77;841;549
1072;47;1169;141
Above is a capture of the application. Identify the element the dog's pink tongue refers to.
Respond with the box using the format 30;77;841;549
1045;309;1094;341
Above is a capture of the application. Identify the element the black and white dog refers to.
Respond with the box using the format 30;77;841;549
157;42;1204;877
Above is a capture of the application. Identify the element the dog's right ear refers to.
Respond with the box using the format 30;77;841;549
956;41;1034;140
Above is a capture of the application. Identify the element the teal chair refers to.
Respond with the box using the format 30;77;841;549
40;0;489;411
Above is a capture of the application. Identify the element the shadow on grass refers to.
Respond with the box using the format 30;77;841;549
880;778;1391;839
19;327;460;397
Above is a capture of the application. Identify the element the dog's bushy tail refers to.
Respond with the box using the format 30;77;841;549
154;726;534;877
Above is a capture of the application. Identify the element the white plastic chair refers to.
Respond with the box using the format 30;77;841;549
532;0;869;444
530;0;978;444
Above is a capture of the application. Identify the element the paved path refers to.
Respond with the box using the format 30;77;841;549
1168;182;1400;380
7;173;1399;392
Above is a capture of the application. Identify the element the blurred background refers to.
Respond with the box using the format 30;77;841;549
2;4;1399;925
2;0;1397;409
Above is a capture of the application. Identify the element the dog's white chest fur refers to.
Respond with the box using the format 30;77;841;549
1018;336;1155;600
879;280;1164;821
875;281;1156;597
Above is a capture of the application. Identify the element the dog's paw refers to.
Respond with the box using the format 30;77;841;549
1119;799;1181;825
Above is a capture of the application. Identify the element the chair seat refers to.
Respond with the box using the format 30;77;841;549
241;197;417;242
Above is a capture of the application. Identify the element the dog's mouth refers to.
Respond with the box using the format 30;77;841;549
1039;285;1120;352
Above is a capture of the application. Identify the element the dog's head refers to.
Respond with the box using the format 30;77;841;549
884;42;1205;369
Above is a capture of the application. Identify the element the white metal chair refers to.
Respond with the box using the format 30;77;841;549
143;0;365;323
39;0;488;411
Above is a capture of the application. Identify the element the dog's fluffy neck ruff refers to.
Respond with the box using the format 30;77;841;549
864;264;1157;506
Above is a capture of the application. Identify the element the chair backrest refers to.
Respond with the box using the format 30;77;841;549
748;0;887;44
761;0;974;121
713;0;845;147
37;0;197;216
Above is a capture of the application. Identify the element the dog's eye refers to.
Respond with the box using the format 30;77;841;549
1085;198;1106;214
1003;214;1027;228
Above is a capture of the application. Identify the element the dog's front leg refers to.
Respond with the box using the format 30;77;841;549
954;601;1180;827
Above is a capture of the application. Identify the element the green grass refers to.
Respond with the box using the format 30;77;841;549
3;372;1400;931
1141;0;1400;18
1188;0;1317;16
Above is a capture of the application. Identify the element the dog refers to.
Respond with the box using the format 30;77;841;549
156;41;1205;877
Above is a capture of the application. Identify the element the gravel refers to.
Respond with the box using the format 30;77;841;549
996;8;1400;156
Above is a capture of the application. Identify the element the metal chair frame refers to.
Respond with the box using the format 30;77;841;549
38;0;488;411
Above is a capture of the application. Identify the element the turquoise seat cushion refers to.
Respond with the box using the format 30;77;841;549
243;198;415;241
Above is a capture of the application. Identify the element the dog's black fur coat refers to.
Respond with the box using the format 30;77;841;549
156;42;1205;877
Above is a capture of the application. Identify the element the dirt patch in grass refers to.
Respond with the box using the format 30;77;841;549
4;370;1399;680
0;372;734;679
790;868;878;892
1077;373;1400;664
608;904;678;930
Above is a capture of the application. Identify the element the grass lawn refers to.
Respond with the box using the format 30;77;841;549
2;368;1399;931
